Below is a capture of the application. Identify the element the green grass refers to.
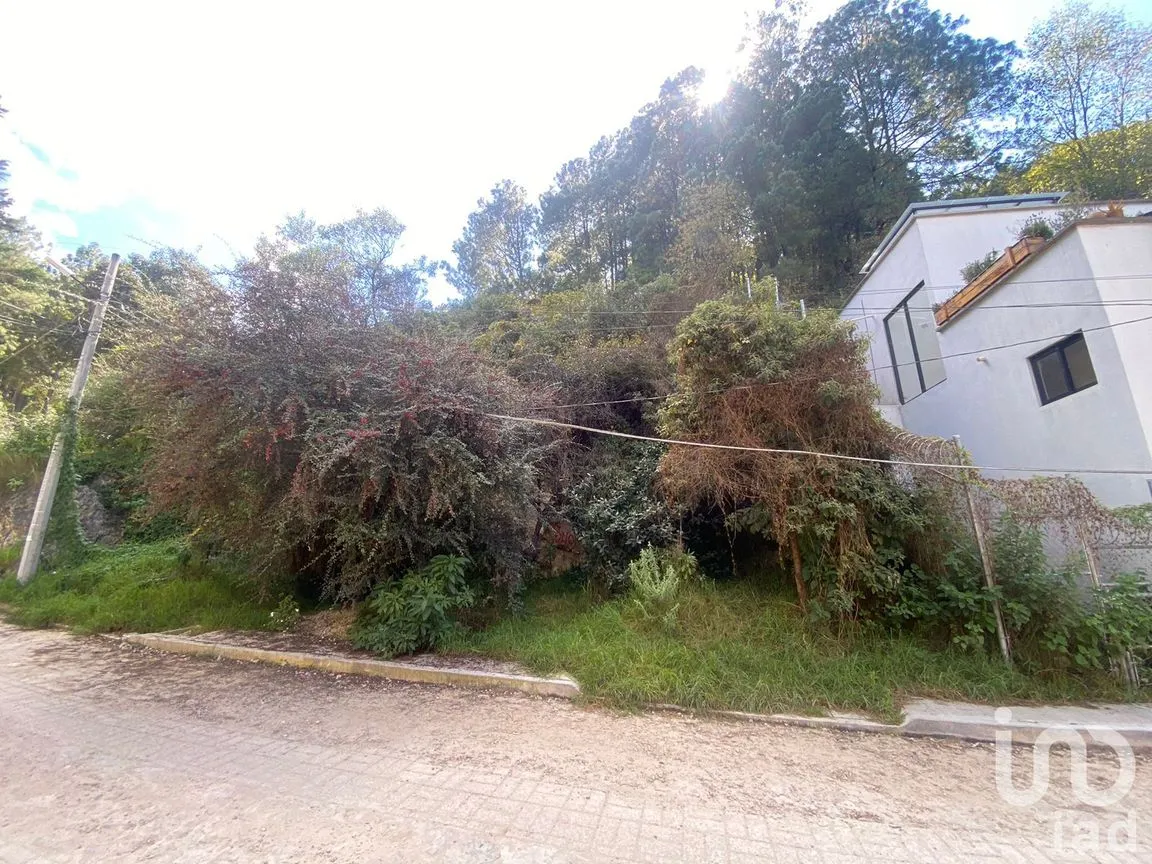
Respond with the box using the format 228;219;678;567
0;540;276;634
443;581;1131;721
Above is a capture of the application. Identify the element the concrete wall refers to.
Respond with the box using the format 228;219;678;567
1086;221;1152;480
915;206;1063;292
841;201;1152;506
841;220;929;411
842;202;1089;412
897;224;1152;505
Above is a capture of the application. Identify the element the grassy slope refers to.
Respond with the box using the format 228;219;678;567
0;540;275;634
444;582;1129;721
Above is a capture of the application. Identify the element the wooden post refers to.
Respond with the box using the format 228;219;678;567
953;436;1012;667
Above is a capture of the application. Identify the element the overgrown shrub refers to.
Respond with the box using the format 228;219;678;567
658;299;922;618
1083;574;1152;671
627;545;699;629
269;595;301;631
352;555;474;657
889;516;1152;674
123;239;553;601
960;251;1000;283
563;441;676;588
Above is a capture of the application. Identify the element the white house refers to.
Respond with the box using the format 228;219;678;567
840;193;1152;506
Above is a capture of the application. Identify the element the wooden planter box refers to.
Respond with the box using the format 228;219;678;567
935;236;1047;327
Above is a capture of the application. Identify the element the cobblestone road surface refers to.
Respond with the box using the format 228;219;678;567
1;623;1148;863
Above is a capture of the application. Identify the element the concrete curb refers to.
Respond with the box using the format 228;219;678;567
120;633;581;699
899;711;1152;751
121;633;1152;751
688;705;1152;752
650;702;906;736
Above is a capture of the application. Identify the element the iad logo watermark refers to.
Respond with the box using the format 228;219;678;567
994;707;1139;852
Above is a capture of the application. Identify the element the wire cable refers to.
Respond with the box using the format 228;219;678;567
482;412;1152;477
863;312;1152;376
0;319;79;367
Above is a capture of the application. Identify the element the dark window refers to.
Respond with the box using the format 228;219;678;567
1029;333;1097;405
883;282;945;404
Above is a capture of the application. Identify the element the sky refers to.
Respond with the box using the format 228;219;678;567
2;0;1150;303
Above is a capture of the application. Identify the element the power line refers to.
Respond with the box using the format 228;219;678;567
523;313;1152;412
0;298;39;316
482;412;1152;477
0;320;79;367
865;312;1152;375
0;314;54;332
849;299;1152;317
524;378;831;411
462;301;1152;337
841;273;1152;300
71;309;1152;415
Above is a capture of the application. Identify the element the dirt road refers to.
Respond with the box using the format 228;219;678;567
0;623;1147;862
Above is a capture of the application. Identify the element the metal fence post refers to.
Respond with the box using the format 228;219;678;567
952;436;1012;667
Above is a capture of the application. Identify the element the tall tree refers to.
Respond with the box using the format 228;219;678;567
626;67;711;277
724;4;894;303
666;178;756;300
1014;120;1152;199
1020;1;1152;192
0;99;87;414
539;69;714;291
1022;1;1152;145
808;0;1019;192
449;180;539;298
278;208;431;322
0;226;81;413
0;99;13;231
538;157;603;289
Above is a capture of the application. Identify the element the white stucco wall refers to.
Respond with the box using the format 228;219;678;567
841;220;930;411
915;206;1065;292
1086;221;1152;482
842;201;1094;412
892;223;1152;505
841;200;1152;506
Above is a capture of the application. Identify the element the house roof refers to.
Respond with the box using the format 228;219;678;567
858;193;1068;277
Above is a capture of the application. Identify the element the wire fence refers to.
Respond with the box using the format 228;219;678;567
891;430;1151;685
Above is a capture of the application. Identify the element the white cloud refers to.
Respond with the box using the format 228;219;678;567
27;211;80;243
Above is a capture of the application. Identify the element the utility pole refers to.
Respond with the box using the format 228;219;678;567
17;254;121;584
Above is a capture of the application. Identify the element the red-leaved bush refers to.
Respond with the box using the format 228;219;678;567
125;237;554;600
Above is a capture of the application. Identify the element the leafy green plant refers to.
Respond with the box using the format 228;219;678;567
564;441;676;589
1018;217;1054;241
1083;575;1152;670
886;542;992;652
626;545;699;629
888;515;1152;677
960;251;1000;283
352;555;474;657
269;595;301;632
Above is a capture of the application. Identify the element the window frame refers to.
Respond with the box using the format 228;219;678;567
1029;332;1097;405
883;281;929;405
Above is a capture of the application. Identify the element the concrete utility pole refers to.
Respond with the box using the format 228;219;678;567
17;254;121;584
